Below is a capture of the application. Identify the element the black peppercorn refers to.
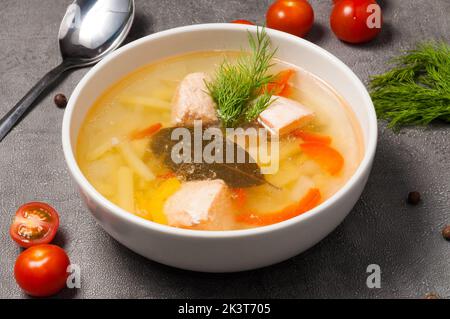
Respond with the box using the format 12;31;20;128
425;292;440;299
54;94;67;109
407;191;421;205
442;225;450;241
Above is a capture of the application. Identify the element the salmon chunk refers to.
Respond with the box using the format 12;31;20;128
171;72;218;126
163;179;234;230
258;96;315;136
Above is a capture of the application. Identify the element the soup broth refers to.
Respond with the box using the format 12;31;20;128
77;51;363;231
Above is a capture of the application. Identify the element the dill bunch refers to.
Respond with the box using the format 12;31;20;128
206;28;276;128
370;42;450;128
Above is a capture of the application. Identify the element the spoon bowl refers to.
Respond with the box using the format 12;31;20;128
59;0;135;66
0;0;135;142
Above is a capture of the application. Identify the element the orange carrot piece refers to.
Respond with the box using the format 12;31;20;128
129;123;162;140
300;142;344;175
236;188;321;226
232;188;247;210
274;69;295;85
266;69;296;97
293;130;332;145
278;83;293;97
157;172;177;179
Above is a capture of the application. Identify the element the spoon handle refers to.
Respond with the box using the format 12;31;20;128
0;61;72;142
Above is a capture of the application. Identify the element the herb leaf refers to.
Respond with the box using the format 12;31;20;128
206;28;276;128
370;42;450;128
150;127;268;188
245;91;274;123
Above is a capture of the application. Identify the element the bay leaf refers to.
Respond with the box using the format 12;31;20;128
149;126;267;188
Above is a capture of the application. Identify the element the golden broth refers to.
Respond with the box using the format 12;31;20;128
76;51;363;230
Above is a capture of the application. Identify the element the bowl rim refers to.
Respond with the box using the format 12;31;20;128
62;23;378;239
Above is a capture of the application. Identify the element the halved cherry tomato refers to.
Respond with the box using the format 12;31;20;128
330;0;382;44
231;19;255;25
15;244;70;297
300;142;344;175
266;0;315;38
10;202;59;248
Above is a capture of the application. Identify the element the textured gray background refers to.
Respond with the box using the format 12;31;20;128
0;0;449;299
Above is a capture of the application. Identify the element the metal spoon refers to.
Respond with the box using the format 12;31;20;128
0;0;135;142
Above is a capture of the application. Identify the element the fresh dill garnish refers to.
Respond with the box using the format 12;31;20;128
245;91;274;123
370;42;450;128
206;28;277;128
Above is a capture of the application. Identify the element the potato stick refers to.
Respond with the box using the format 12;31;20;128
118;142;155;181
87;137;121;161
290;176;315;201
117;166;134;213
153;85;175;101
92;181;115;197
118;96;171;110
279;141;301;161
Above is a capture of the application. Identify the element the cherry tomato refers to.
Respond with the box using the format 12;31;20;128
231;19;255;25
330;0;383;43
266;0;314;38
10;202;59;248
14;245;70;297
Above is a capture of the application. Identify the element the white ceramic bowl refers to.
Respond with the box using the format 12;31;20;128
62;24;377;272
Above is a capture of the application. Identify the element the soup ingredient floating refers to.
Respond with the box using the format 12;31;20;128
10;202;60;248
150;127;267;188
164;179;234;230
237;188;321;226
206;29;277;128
14;244;70;297
370;42;450;128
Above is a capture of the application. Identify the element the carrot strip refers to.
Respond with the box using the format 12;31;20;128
278;83;293;97
129;123;162;140
232;188;247;210
300;142;344;175
236;188;321;226
293;130;332;145
157;172;177;179
266;69;296;97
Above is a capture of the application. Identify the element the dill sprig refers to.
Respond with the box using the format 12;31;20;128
206;28;277;128
245;91;273;123
370;42;450;128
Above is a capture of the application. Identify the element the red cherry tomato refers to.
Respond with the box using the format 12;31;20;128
330;0;383;43
10;202;59;248
14;245;70;297
266;0;314;38
231;19;255;25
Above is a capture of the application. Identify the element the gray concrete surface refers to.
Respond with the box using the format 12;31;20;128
0;0;449;299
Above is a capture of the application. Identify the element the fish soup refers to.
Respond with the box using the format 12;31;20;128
77;33;363;231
